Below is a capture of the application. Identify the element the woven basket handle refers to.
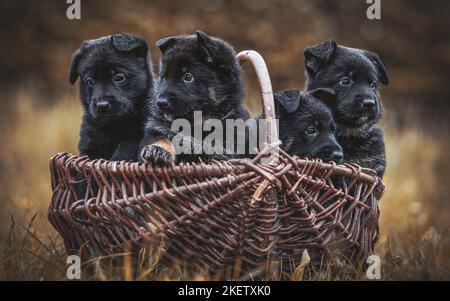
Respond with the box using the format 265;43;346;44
237;50;279;164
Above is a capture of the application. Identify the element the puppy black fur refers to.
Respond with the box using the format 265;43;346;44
139;30;249;164
304;40;389;177
70;34;154;161
272;90;343;163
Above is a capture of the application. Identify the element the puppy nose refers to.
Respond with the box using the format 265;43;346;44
96;101;111;112
156;96;170;108
330;150;343;163
321;145;343;163
361;98;376;109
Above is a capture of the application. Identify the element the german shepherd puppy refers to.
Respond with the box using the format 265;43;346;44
273;90;343;163
139;31;249;164
70;34;154;161
303;40;389;177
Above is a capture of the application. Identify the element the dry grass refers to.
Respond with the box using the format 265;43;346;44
0;89;449;280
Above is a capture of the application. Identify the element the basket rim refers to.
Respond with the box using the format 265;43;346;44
49;150;385;188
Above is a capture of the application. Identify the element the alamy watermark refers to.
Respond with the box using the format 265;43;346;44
64;253;382;280
66;0;81;20
170;111;276;156
366;255;381;280
66;255;81;280
366;0;381;20
65;2;381;24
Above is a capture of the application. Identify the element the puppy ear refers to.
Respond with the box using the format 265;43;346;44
308;87;336;103
274;91;302;114
112;34;149;57
196;30;214;63
363;51;389;85
304;39;337;77
69;48;82;85
156;36;177;53
83;36;110;48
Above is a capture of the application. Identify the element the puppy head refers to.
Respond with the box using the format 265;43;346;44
154;30;243;121
275;90;343;163
304;40;389;130
69;34;153;123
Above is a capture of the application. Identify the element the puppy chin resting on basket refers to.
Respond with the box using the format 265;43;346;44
270;89;343;164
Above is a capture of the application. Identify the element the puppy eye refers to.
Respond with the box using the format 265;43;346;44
86;78;95;87
113;74;126;83
305;126;318;136
183;72;194;83
370;81;378;90
338;77;352;86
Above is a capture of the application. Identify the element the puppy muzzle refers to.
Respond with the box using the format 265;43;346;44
96;101;111;113
90;98;114;120
316;143;344;164
156;94;178;115
354;94;378;114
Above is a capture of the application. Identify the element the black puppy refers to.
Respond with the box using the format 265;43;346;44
273;90;343;163
303;40;389;177
139;31;249;164
70;34;154;161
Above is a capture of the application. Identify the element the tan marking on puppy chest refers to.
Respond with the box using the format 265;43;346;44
152;139;176;161
208;87;220;104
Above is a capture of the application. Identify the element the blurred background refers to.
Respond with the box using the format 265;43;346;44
0;0;449;280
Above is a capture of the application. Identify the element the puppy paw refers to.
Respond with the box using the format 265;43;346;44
140;139;176;165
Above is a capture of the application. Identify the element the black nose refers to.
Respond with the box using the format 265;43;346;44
330;150;343;163
320;144;344;163
361;98;376;109
156;96;170;108
96;101;111;112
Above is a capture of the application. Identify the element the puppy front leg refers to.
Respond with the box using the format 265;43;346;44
140;138;176;165
139;116;177;165
179;135;230;163
139;126;176;166
78;120;115;159
110;138;140;162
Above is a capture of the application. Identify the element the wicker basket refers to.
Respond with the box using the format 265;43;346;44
48;50;384;272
